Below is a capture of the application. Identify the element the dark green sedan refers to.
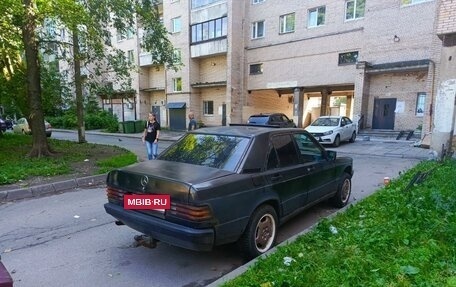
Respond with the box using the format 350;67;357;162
104;125;353;259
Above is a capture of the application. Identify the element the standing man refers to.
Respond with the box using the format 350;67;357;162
188;111;197;131
142;113;160;160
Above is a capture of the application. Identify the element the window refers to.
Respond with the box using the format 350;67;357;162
338;51;358;65
308;6;326;27
345;0;365;21
203;101;214;115
271;135;298;167
401;0;431;5
279;13;295;34
173;49;182;62
249;63;263;75
127;50;134;63
293;133;323;163
191;16;227;44
173;78;182;92
191;0;219;9
416;93;426;116
116;30;126;42
172;17;181;33
252;20;265;39
126;27;135;39
253;0;265;4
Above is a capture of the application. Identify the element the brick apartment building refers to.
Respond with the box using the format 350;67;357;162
104;0;454;151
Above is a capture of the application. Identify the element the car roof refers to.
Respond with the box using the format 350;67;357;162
189;125;298;137
248;113;285;117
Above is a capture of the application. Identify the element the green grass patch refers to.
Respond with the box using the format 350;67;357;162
222;160;456;287
0;133;137;185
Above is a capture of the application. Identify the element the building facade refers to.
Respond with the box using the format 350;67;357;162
108;0;453;150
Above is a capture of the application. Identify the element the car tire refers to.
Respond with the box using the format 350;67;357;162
331;173;351;208
238;205;278;260
333;135;341;147
349;131;356;143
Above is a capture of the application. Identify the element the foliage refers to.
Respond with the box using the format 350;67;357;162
48;109;119;132
222;160;456;287
0;133;136;185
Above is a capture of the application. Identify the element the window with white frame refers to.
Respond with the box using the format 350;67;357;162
203;101;214;115
308;6;326;27
191;0;218;9
173;78;182;92
126;27;135;39
127;50;134;63
401;0;431;5
252;20;265;39
253;0;265;4
416;92;426;116
191;16;227;44
117;29;126;42
279;13;295;34
345;0;365;21
171;17;182;33
173;49;182;62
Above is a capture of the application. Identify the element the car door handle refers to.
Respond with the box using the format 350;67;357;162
271;174;283;182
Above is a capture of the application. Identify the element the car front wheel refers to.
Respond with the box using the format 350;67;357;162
331;173;351;208
238;205;278;260
333;135;341;147
349;131;356;143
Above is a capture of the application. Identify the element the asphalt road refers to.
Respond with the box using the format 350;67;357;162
0;132;427;286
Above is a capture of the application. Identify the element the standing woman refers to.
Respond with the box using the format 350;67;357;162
142;113;161;160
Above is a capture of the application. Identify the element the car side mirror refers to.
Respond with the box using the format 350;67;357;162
325;150;337;161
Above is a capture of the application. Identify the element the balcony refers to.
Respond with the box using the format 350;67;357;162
191;38;227;58
139;52;156;67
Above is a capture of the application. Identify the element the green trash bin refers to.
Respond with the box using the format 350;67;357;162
118;122;125;133
123;121;135;133
134;120;146;133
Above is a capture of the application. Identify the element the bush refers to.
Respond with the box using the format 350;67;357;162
48;110;118;132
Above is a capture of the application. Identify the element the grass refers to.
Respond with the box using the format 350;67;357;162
0;133;137;185
222;159;456;287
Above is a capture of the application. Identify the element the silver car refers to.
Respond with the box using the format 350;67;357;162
13;117;52;137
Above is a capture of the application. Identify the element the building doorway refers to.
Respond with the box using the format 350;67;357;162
372;98;396;129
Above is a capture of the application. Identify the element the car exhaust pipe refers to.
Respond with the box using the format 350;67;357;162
115;220;124;226
134;234;159;249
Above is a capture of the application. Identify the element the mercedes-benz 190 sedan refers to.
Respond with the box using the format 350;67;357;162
104;126;353;259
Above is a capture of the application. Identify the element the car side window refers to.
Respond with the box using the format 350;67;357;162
293;133;323;163
270;134;299;167
266;145;279;170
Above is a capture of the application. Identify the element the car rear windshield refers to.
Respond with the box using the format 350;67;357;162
247;116;269;125
159;133;250;172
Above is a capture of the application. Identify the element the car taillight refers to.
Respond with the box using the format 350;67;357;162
106;186;124;202
168;202;213;222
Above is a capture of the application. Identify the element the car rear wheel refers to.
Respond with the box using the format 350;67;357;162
238;205;278;260
331;173;351;208
349;131;356;143
333;135;341;147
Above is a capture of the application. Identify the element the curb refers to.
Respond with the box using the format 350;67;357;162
0;174;107;203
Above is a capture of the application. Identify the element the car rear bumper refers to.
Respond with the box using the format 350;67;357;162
104;203;215;251
0;260;13;287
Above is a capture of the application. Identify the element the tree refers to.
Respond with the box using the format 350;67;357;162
0;0;180;155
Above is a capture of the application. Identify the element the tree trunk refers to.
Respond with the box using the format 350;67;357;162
21;0;52;158
72;27;86;143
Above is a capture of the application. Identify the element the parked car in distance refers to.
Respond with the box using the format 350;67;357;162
0;118;6;133
247;113;296;128
12;117;52;137
104;125;353;259
305;116;357;147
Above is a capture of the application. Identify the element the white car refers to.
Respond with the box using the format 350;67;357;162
305;116;357;147
13;117;52;137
